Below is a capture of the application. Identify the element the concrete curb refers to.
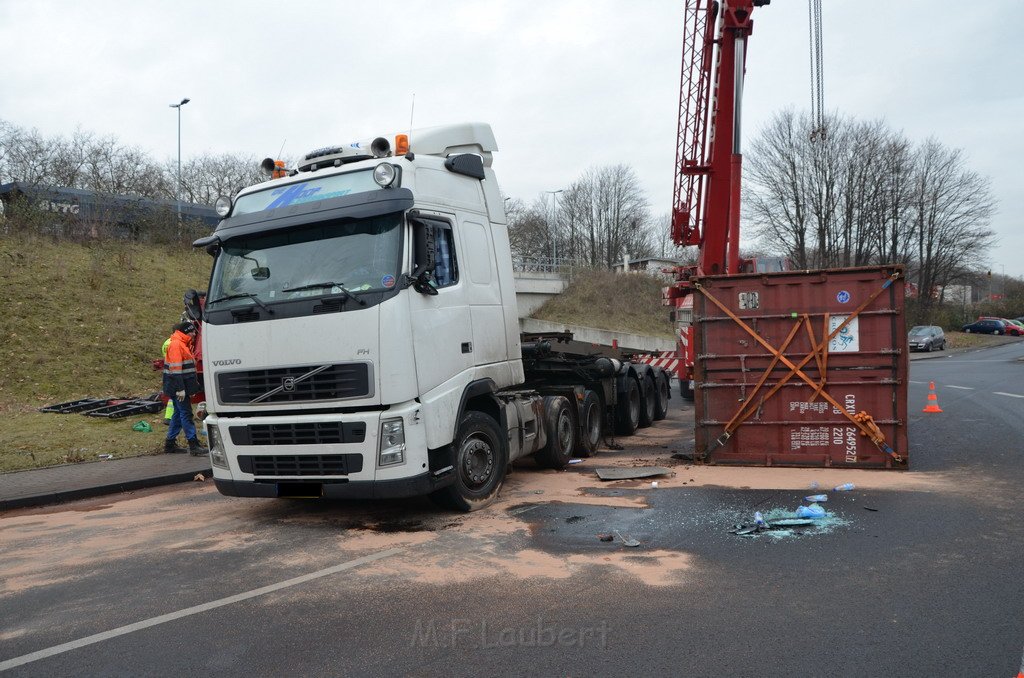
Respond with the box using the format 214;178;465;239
0;467;212;512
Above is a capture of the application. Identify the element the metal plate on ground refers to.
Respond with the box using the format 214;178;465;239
595;466;673;481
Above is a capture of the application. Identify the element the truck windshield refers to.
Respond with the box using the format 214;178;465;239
208;214;403;310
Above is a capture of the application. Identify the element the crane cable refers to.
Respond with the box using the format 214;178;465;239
808;0;826;141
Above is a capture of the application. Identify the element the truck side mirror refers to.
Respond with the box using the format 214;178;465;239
411;219;437;279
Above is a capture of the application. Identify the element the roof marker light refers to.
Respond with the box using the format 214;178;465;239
395;134;409;156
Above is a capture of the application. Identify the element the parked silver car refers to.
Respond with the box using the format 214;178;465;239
908;325;946;352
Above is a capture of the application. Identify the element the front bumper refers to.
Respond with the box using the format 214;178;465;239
205;400;450;498
214;470;453;500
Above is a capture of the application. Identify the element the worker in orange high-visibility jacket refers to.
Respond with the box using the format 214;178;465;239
162;321;204;455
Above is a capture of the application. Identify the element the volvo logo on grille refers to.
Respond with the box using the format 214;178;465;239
248;364;333;404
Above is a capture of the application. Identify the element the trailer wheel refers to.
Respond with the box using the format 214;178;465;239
535;396;576;469
653;374;670;421
615;378;640;435
429;411;507;512
577;390;603;457
638;375;656;428
680;378;695;402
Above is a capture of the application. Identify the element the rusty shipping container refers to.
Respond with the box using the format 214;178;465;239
692;266;908;468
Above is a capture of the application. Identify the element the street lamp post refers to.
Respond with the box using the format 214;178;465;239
544;189;563;268
169;97;191;220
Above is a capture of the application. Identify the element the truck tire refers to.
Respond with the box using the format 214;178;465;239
577;390;603;457
615;378;640;436
535;396;576;469
653;374;669;421
429;411;507;512
680;378;695;402
638;375;656;428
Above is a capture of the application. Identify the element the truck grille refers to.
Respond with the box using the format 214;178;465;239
217;363;371;404
237;454;363;476
229;422;366;446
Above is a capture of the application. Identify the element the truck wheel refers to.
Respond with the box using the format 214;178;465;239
615;378;640;435
680;379;695;402
429;411;507;512
653;374;669;421
638;375;656;428
577;390;603;457
535;396;576;469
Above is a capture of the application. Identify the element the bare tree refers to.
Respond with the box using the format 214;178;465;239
745;110;996;292
506;196;551;262
911;139;996;303
173;153;265;205
558;164;655;267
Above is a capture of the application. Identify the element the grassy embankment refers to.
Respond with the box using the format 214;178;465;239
530;269;674;339
1;233;208;472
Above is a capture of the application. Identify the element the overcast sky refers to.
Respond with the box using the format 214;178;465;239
2;1;1021;276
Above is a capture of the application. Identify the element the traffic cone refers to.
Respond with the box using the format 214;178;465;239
922;381;943;413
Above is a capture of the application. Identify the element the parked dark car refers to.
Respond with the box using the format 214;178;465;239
962;319;1007;335
908;325;946;352
978;317;1024;336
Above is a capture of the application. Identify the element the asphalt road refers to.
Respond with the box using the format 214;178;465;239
2;344;1023;677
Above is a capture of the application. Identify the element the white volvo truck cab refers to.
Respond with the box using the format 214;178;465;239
196;123;666;510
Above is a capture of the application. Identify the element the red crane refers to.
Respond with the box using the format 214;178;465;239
672;0;767;274
665;0;769;400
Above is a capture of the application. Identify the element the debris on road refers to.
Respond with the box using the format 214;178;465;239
131;421;153;433
795;503;826;519
805;494;828;502
834;483;856;491
568;459;583;465
863;506;879;512
596;466;673;481
598;534;615;542
615;530;640;547
193;473;206;482
729;506;849;539
97;453;113;460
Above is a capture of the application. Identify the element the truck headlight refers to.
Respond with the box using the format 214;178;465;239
378;418;406;466
207;424;228;469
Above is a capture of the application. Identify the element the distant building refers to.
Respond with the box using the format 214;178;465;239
939;284;972;305
612;255;680;281
0;182;218;238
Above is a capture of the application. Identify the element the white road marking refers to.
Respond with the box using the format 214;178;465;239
994;392;1024;399
945;385;974;390
909;381;926;385
0;548;402;672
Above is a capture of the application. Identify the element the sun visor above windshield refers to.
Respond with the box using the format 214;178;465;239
209;188;414;243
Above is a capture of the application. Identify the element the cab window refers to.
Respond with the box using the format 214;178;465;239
432;225;458;288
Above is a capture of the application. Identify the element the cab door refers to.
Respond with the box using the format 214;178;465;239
408;214;473;394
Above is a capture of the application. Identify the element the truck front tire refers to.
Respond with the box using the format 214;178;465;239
429;411;507;512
